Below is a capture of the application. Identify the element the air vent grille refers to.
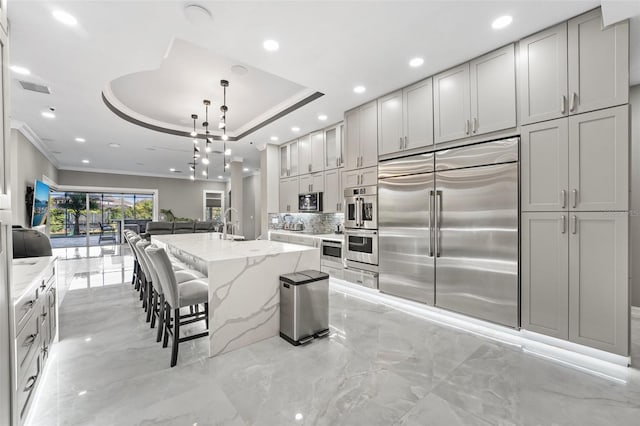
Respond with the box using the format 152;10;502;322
19;81;51;94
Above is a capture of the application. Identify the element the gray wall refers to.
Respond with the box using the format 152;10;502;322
631;84;640;307
57;170;226;221
10;129;59;227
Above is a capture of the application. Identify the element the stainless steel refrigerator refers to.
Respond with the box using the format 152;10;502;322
378;138;519;328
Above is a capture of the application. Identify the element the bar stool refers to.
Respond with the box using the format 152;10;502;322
137;241;205;336
123;231;140;287
146;246;209;367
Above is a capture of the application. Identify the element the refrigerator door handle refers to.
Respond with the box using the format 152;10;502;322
435;190;443;257
428;190;434;257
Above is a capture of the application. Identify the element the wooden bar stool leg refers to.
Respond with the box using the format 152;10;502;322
163;303;170;348
156;295;165;342
150;290;158;328
170;308;180;367
204;302;209;329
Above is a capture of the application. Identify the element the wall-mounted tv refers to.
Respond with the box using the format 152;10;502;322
31;180;50;227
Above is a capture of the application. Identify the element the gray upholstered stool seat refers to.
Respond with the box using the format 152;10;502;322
177;279;208;307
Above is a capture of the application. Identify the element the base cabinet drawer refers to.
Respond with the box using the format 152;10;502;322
344;268;378;289
18;351;40;422
270;233;289;243
16;312;39;376
321;263;344;280
15;287;38;335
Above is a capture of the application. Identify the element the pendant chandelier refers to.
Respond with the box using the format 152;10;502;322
188;79;230;181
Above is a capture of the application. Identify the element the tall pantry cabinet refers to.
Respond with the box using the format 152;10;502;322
520;8;630;356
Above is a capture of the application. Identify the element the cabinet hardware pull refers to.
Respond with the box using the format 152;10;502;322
561;95;567;114
399;137;403;149
23;333;37;347
465;120;470;135
572;215;577;234
561;216;566;234
308;164;311;172
473;118;478;133
561;190;567;208
24;300;35;310
404;136;408;149
570;92;577;112
24;376;37;392
571;189;578;208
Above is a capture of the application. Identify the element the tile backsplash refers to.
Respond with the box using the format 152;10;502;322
268;213;344;234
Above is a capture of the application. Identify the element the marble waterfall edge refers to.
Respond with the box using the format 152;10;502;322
208;249;319;356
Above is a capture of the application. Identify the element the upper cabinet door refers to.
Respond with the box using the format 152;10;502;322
324;169;340;213
344;108;360;170
568;9;629;115
298;135;312;174
434;63;471;144
310;131;325;173
280;145;289;177
359;101;378;168
521;118;569;211
325;126;338;170
403;78;434;151
289;140;299;177
519;23;568;125
378;90;404;156
569;211;629;356
469;44;517;135
0;0;7;34
568;105;628;211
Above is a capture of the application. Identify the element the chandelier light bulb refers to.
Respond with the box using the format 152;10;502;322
190;175;195;180
218;121;226;129
225;163;230;169
190;131;197;137
205;146;212;153
202;170;207;176
225;148;231;155
193;139;198;144
202;157;210;165
222;134;229;141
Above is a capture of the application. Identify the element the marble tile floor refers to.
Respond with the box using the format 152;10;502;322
28;250;640;426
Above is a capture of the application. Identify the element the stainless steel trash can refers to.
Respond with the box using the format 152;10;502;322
280;270;330;345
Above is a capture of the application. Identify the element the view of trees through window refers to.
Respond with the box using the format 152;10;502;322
49;191;154;246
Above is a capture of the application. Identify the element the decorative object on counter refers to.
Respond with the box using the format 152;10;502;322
12;228;52;258
269;213;344;235
335;223;343;234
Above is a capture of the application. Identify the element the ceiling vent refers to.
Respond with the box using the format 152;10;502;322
19;80;51;94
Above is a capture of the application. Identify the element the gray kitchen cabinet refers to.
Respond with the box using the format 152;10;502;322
299;172;324;194
568;9;628;115
279;177;299;213
345;101;378;170
324;168;343;213
518;23;568;125
521;213;569;340
521;118;569;211
378;78;434;156
297;134;312;174
568;105;628;212
378;90;404;156
279;140;299;177
433;63;470;143
569;211;628;356
310;131;325;173
342;166;377;188
469;44;516;135
324;123;344;170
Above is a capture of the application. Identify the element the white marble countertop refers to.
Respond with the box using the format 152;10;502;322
153;233;317;263
12;256;57;304
268;230;344;243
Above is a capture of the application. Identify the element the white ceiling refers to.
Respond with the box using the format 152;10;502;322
9;0;637;181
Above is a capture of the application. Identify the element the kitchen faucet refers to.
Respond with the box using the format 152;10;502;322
222;207;239;240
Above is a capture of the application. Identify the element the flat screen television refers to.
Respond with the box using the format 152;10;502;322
31;180;50;227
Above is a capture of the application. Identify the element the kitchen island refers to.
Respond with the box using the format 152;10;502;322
152;233;320;356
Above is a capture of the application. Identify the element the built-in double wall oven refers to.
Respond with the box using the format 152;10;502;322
344;185;379;288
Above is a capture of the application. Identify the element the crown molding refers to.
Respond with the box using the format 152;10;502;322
10;120;61;169
58;165;229;182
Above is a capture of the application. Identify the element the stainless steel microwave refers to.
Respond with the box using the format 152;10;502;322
298;192;323;212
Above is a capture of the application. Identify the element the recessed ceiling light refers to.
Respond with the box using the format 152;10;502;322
201;157;210;165
75;137;86;143
291;126;300;132
10;65;30;75
190;131;197;137
218;175;223;179
41;111;55;119
492;15;513;30
270;136;279;142
221;134;229;141
231;65;248;75
108;143;120;148
52;10;78;26
77;390;87;397
82;159;90;164
225;148;231;155
243;167;249;172
409;57;424;68
353;85;366;94
169;168;176;172
263;39;279;52
318;114;328;121
190;175;195;180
